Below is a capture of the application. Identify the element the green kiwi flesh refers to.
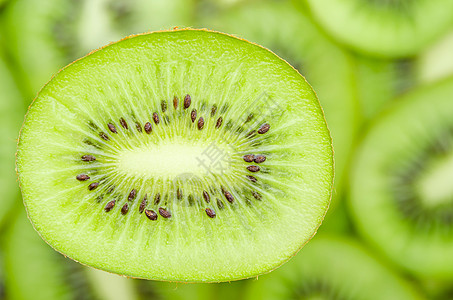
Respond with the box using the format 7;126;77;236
16;29;333;282
350;76;453;279
244;236;422;300
305;0;453;58
0;55;25;228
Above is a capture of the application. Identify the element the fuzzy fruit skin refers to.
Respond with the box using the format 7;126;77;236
16;28;333;282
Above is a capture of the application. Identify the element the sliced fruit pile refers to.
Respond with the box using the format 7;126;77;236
2;0;453;298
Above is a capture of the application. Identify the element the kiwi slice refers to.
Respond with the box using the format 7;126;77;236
0;252;3;299
5;209;141;300
244;236;423;300
350;76;453;279
353;56;417;122
136;277;247;299
3;0;194;96
416;30;453;84
0;54;25;228
304;0;453;58
200;0;359;199
4;210;96;300
16;29;333;282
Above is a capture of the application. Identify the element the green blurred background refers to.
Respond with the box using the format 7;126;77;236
1;0;453;299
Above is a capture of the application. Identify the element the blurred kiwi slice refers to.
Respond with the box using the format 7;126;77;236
16;29;333;282
4;210;96;300
0;54;25;228
5;209;139;300
304;0;453;58
353;56;417;122
350;76;453;279
3;0;195;96
200;0;359;199
136;280;246;300
245;236;423;300
416;30;453;84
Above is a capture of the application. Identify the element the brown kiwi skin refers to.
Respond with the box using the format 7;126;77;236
16;28;333;283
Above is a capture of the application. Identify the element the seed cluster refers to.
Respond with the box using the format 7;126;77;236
75;94;271;222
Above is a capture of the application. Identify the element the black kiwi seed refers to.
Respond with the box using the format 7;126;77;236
76;174;90;181
135;122;142;132
177;188;183;200
83;139;101;149
159;207;171;218
205;208;216;218
152;112;159;125
245;113;254;123
145;209;158;220
191;109;197;122
121;203;129;215
88;182;99;190
254;155;266;163
246;130;256;138
161;100;167;112
81;155;96;161
99;132;109;141
107;185;115;194
154;193;161;205
188;195;195;206
246;175;257;183
198;117;204;130
211;105;217;116
88;121;99;130
128;189;137;201
243;154;255;162
203;191;210;203
215;117;223;129
216;198;224;209
223;190;234;203
252;191;262;200
144;122;152;134
258;123;270;134
107;123;117;133
139;195;148;213
184;94;191;109
173;96;178;109
119;118;128;129
104;200;115;212
247;165;260;172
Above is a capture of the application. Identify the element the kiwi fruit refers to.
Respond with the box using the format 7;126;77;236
0;54;25;228
3;0;195;96
16;29;333;282
200;0;359;199
136;276;248;300
353;56;418;123
244;236;423;300
5;209;141;300
416;30;453;84
0;252;3;299
304;0;453;58
4;210;97;300
349;76;453;279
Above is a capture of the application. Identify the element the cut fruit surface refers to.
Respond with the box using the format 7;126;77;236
305;0;453;58
244;236;423;300
16;29;333;282
0;55;25;228
350;76;453;279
